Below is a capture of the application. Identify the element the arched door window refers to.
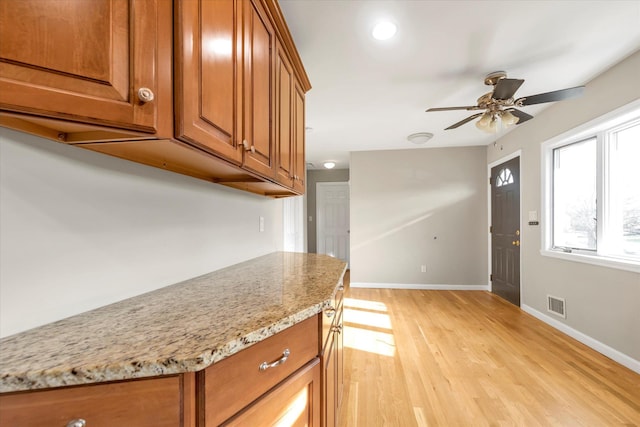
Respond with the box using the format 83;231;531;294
496;168;514;187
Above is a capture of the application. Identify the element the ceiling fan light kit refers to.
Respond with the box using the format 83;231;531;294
426;71;585;132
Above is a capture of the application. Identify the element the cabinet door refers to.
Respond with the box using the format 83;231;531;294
336;305;344;411
275;40;294;187
175;0;243;164
323;332;337;427
242;0;276;179
0;0;170;134
224;359;321;427
293;79;306;194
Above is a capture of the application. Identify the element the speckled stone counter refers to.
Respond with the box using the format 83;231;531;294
0;252;347;393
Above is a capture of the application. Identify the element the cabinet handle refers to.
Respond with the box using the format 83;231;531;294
67;420;86;427
338;285;344;292
324;307;336;318
137;87;154;103
250;145;256;153
332;325;343;333
259;348;290;371
242;140;252;151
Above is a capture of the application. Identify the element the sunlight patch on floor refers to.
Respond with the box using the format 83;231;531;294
344;297;388;312
344;308;392;330
343;297;395;356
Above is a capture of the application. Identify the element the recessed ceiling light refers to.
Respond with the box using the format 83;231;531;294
372;21;397;40
407;132;434;144
323;161;336;169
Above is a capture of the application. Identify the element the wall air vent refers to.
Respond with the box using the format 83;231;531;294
547;295;566;318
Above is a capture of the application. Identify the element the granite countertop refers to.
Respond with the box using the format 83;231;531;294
0;252;347;393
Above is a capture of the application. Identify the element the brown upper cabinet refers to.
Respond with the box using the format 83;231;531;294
275;39;295;188
175;0;243;165
241;0;277;180
0;0;310;197
0;0;173;140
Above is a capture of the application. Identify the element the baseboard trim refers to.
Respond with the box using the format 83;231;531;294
350;282;489;291
522;304;640;374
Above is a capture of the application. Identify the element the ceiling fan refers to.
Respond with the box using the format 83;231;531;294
426;71;585;132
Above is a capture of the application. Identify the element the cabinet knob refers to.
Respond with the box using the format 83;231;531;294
250;145;256;153
242;139;250;151
137;87;155;103
67;420;86;427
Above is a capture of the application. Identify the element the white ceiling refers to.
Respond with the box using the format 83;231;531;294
279;0;640;170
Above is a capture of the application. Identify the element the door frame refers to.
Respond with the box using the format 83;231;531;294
487;150;522;303
316;181;350;266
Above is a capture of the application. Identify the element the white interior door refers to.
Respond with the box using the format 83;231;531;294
316;182;350;266
283;196;304;252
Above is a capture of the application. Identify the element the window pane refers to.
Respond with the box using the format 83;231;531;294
608;122;640;257
553;138;597;250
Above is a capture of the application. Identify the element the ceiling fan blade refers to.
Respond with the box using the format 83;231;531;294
517;86;585;106
492;78;524;100
445;112;483;130
508;108;534;124
426;106;478;112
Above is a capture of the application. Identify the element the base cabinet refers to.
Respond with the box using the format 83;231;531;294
224;359;321;427
0;266;347;427
321;280;345;427
198;315;320;426
0;375;195;427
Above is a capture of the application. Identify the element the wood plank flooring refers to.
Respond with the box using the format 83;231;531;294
339;284;640;426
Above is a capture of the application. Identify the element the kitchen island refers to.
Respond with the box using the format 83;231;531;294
0;252;347;426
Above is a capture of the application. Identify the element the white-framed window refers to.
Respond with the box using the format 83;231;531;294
541;99;640;273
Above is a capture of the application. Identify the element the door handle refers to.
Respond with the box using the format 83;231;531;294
512;240;520;246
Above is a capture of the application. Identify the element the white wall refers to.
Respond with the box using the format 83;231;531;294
350;147;487;287
0;128;284;337
487;51;640;362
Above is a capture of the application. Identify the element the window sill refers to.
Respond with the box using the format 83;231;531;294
540;249;640;273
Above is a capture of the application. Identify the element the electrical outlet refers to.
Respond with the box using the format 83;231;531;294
421;265;427;273
259;216;265;232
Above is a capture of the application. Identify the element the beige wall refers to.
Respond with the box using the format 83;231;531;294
0;128;284;338
350;147;487;286
306;169;350;253
487;51;640;360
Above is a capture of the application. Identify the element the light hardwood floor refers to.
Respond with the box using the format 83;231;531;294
338;282;640;426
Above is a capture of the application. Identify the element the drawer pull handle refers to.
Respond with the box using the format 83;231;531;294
324;307;336;318
259;349;290;371
67;420;86;427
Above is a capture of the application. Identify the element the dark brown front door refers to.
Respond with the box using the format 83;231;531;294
491;157;521;306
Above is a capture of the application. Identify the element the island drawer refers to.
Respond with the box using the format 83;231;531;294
0;375;183;427
199;315;319;426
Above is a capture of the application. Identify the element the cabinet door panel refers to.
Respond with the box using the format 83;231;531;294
175;0;243;163
224;359;321;427
293;80;306;193
323;332;337;427
0;0;166;133
275;41;294;187
242;0;275;178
